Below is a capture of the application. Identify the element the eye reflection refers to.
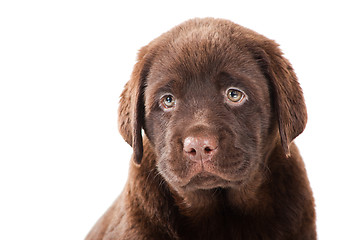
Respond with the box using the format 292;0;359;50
161;94;176;109
226;88;245;103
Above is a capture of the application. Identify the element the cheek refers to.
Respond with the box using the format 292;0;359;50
239;107;273;152
225;105;272;159
144;111;172;153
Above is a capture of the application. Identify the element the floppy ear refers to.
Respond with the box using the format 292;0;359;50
118;46;150;164
257;44;307;156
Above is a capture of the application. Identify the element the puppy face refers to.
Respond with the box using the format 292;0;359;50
118;18;306;196
144;45;273;192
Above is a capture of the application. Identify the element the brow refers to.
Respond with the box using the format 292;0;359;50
154;79;177;95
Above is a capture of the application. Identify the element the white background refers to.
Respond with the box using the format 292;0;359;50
1;0;359;239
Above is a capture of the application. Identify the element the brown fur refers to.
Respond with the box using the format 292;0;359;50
86;18;316;240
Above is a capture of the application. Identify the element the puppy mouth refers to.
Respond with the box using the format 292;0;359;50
159;151;250;192
182;172;232;190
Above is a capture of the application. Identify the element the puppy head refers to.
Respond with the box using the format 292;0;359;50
118;18;306;193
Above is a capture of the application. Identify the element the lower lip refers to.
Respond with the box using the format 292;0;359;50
185;172;230;190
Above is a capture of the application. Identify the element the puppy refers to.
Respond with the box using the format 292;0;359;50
86;18;316;240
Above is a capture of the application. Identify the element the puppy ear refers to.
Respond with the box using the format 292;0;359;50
118;46;150;164
257;44;307;156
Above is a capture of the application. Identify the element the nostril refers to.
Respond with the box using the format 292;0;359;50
204;145;217;155
204;147;212;153
188;148;196;156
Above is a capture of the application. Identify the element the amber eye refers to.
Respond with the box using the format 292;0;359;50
226;88;245;103
161;94;176;109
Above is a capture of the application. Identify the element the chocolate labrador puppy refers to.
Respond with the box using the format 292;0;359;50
86;18;316;240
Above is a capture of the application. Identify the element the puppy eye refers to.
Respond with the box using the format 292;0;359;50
226;88;245;103
160;94;176;109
